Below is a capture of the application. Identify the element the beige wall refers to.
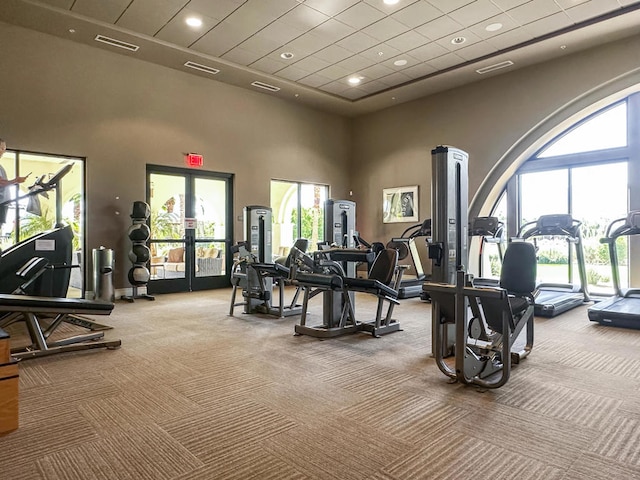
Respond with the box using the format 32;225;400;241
0;23;350;289
4;21;640;291
350;33;640;245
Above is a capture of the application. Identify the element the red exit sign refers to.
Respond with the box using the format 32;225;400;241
185;153;203;167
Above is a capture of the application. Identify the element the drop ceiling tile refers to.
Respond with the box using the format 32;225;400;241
426;0;475;14
311;18;356;42
289;55;332;74
190;21;253;56
283;32;332;56
378;71;412;87
155;10;220;47
385;30;430;51
248;0;300;22
250;56;289;74
117;0;189;36
402;61;438;78
36;0;74;8
341;88;367;100
222;1;281;32
435;29;482;52
523;11;573;38
489;0;529;9
362;16;411;42
391;1;443;29
316;63;354;80
336;31;380;54
455;39;499;60
222;46;263;65
297;72;333;88
334;54;376;73
363;0;420;13
281;4;329;31
408;41;449;61
360;63;396;80
276;64;312;81
467;12;520;39
319;81;352;96
258;19;306;45
303;0;360;16
415;15;464;41
447;0;502;27
185;0;247;20
426;52;465;69
565;0;622;23
360;43;403;62
314;44;354;62
507;0;562;24
382;53;423;71
357;79;389;93
485;25;535;49
553;0;590;9
71;0;131;23
237;33;281;57
335;2;386;30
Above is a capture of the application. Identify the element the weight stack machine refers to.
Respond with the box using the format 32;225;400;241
241;205;273;313
426;146;468;357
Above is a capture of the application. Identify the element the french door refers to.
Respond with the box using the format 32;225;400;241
146;165;233;294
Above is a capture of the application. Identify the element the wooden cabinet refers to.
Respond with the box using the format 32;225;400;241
0;328;18;434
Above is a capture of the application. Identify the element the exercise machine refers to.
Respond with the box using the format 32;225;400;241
422;146;535;388
469;216;505;288
387;219;431;298
229;206;307;317
518;214;590;317
588;211;640;328
0;293;120;360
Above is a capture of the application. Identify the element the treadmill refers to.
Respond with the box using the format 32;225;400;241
518;214;590;317
469;216;504;288
387;219;431;299
588;211;640;329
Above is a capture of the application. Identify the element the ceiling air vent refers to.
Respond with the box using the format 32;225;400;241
251;81;280;92
475;60;513;74
94;34;139;52
184;61;220;75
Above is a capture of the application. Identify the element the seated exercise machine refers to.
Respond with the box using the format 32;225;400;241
423;146;535;388
518;214;590;317
0;293;119;360
291;245;404;338
289;199;405;338
423;242;536;388
588;211;640;329
228;205;307;317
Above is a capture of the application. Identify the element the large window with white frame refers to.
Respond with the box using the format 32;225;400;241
488;97;635;296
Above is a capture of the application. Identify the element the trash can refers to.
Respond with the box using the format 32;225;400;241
93;246;114;302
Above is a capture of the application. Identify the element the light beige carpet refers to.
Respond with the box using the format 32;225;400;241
2;287;640;479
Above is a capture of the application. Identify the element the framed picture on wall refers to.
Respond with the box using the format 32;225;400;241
383;186;419;223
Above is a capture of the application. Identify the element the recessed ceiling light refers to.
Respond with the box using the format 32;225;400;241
348;76;362;85
451;36;466;45
68;28;76;34
384;0;400;4
393;59;408;66
485;22;503;32
280;52;295;60
186;17;202;28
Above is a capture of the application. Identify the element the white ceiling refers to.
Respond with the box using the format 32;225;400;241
2;0;640;115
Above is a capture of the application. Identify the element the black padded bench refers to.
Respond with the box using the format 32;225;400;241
0;294;120;360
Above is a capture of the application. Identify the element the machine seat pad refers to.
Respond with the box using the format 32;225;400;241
251;263;290;277
0;294;114;314
508;296;531;318
295;273;343;290
343;278;397;298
